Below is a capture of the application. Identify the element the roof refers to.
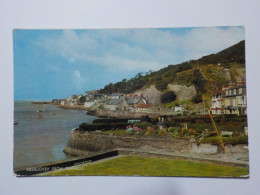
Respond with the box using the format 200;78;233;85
106;98;125;105
136;104;151;108
212;90;225;95
228;85;246;90
109;93;123;96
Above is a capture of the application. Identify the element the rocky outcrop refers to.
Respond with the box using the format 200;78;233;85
136;85;162;104
168;84;197;101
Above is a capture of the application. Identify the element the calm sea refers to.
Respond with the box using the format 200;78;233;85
14;101;97;169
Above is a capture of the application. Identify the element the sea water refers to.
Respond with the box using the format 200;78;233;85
14;101;97;169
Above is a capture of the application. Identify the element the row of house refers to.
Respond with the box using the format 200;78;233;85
211;81;247;115
60;91;188;114
101;93;151;112
60;92;153;112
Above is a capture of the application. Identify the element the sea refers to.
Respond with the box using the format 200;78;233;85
14;101;97;169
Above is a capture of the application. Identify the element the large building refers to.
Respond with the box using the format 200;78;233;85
211;82;247;115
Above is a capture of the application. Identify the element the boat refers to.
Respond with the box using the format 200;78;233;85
14;120;18;125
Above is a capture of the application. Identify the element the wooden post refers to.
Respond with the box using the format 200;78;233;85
208;110;229;158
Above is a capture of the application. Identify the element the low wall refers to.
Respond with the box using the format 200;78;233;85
64;130;190;156
64;130;249;165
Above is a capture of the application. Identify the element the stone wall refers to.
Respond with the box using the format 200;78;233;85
64;130;249;165
64;130;190;156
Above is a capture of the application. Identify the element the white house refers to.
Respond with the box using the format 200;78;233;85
60;100;66;106
211;90;225;115
84;101;94;108
211;82;247;116
174;106;185;113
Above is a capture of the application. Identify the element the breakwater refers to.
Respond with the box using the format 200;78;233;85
63;130;249;165
63;129;190;156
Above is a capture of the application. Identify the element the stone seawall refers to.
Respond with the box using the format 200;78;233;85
64;130;190;156
64;130;249;165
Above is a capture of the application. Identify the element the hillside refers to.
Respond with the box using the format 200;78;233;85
98;40;246;104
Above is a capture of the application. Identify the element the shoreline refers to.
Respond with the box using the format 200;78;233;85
56;105;89;111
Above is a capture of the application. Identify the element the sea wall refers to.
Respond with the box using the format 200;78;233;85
64;130;190;156
64;130;249;165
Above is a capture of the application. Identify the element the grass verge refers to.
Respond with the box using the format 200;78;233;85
43;155;248;177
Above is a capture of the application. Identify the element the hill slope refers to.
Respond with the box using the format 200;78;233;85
98;40;246;103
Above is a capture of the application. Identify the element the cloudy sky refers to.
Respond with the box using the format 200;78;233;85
13;26;244;100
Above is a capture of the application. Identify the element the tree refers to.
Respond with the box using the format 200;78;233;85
155;79;168;91
79;96;86;103
192;69;206;94
161;91;177;103
191;93;202;103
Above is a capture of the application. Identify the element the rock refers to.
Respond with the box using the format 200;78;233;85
168;84;196;101
136;85;162;104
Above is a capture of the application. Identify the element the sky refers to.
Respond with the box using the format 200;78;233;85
13;26;245;100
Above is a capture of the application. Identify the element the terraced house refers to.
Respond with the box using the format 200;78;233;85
211;82;247;116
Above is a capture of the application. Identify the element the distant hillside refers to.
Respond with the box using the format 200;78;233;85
98;40;246;101
194;40;245;65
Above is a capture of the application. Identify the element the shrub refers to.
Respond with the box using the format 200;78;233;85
191;94;203;103
147;126;154;130
158;130;167;136
161;91;177;103
134;121;155;130
140;115;152;123
200;136;248;145
79;122;129;131
155;79;168;91
134;126;142;132
92;118;130;124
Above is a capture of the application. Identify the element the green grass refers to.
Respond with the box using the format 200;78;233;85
200;136;248;145
188;123;245;133
43;155;249;177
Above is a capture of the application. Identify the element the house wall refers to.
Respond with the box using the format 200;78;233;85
84;102;94;108
118;100;128;110
104;104;117;111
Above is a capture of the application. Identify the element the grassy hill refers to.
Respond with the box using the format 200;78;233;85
99;40;245;102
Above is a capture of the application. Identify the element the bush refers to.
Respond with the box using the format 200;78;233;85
200;136;248;145
191;94;203;103
161;91;177;103
140;115;152;123
134;121;155;130
79;122;129;131
155;79;168;91
92;118;130;124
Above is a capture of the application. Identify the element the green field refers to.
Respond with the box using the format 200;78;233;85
43;155;249;177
